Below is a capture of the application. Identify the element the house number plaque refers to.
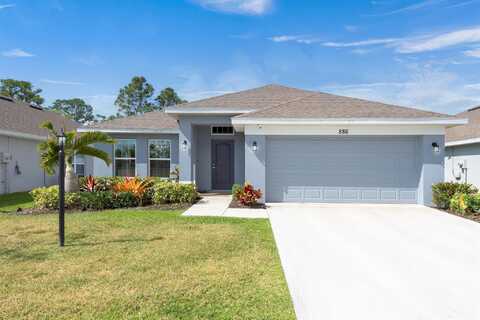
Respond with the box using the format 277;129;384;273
338;129;349;135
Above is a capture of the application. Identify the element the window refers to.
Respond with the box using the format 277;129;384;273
211;126;234;135
149;139;171;178
73;154;85;177
114;139;136;176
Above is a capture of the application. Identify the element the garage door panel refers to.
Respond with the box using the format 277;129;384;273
266;136;420;203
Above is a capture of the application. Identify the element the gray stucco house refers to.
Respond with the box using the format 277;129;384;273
0;95;78;194
445;106;480;188
79;84;465;205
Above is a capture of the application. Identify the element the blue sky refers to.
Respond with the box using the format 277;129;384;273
1;0;480;116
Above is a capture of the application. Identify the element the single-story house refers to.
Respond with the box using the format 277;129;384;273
0;95;78;194
79;84;465;205
445;106;480;187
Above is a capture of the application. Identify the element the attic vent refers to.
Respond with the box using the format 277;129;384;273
29;104;43;110
0;95;14;102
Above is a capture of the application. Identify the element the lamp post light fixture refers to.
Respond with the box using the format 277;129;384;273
432;142;440;154
252;141;258;152
57;129;66;247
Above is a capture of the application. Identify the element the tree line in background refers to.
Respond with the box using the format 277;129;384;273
0;76;187;124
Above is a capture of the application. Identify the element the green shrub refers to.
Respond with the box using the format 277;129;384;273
65;192;81;209
113;192;139;208
432;182;478;209
153;181;197;204
78;191;114;210
30;186;59;209
232;184;242;200
450;193;468;214
465;194;480;214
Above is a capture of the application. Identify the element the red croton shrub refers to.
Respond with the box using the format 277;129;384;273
236;182;262;206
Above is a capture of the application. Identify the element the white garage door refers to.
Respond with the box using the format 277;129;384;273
266;136;420;203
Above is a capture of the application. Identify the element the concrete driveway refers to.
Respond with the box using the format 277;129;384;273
268;203;480;320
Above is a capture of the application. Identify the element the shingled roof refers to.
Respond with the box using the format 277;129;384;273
174;84;313;110
86;84;457;131
446;106;480;143
84;111;178;131
0;96;78;138
234;90;454;120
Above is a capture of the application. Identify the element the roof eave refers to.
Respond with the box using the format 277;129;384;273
165;106;254;116
446;137;480;147
232;117;467;126
77;128;179;134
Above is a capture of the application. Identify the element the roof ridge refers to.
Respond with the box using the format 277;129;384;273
179;84;314;107
235;92;320;118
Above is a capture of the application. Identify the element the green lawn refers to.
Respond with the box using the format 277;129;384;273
0;209;295;320
0;192;34;212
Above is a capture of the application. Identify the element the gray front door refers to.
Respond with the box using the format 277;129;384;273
212;140;234;190
266;136;420;203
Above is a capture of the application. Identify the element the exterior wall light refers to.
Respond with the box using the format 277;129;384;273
182;140;188;151
252;141;258;152
432;142;440;153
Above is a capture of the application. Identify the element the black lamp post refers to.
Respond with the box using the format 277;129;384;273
58;129;66;247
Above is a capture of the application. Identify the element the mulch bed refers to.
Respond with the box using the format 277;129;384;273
229;200;266;209
7;203;192;216
444;210;480;223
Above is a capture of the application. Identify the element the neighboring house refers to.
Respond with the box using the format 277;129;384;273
79;84;465;205
445;106;480;188
0;95;78;194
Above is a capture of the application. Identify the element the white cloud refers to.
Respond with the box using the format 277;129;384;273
320;26;480;54
40;79;85;86
2;48;34;58
322;38;400;48
269;35;321;44
464;48;480;57
0;3;15;10
367;0;449;16
321;66;480;114
397;26;480;53
72;55;103;66
345;25;359;33
192;0;272;15
465;83;480;90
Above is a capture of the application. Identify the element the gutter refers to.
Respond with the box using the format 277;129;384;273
165;107;254;115
0;129;46;141
77;128;179;134
231;118;468;126
446;137;480;147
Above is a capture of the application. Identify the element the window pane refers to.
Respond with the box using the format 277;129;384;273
150;160;170;178
75;164;85;177
74;154;85;164
149;140;170;159
115;140;135;158
115;159;135;176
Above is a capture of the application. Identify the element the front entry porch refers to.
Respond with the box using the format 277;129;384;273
178;119;245;192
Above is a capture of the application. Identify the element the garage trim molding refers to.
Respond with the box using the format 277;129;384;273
241;124;446;135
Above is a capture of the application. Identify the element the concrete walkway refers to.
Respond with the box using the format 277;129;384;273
269;203;480;320
183;194;268;218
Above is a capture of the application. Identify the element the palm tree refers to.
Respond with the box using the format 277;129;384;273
38;121;115;192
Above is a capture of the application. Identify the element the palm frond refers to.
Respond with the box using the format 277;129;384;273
74;131;115;150
77;145;112;166
40;121;58;137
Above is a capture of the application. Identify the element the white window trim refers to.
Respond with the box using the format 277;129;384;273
148;139;171;178
114;139;137;176
73;154;85;177
211;125;234;136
